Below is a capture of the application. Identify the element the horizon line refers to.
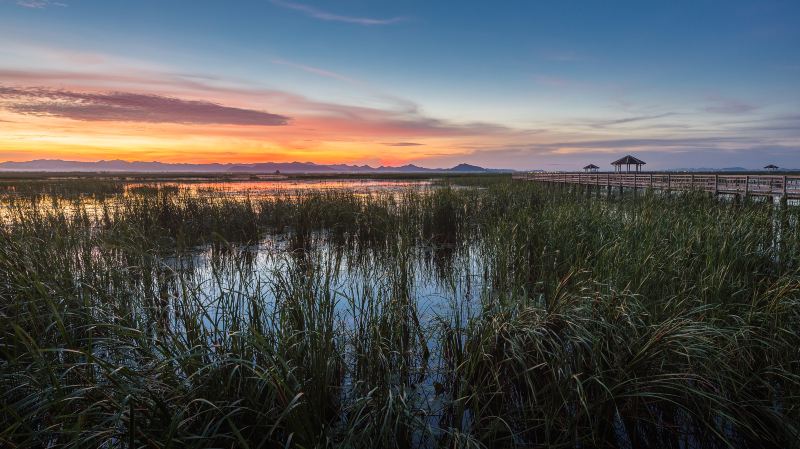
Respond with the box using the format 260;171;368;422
0;158;796;173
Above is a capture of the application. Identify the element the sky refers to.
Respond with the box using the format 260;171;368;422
0;0;799;170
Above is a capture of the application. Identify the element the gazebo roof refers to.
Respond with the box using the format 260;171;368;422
764;164;779;169
583;164;599;169
611;155;646;166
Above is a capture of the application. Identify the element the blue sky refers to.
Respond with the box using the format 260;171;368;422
0;0;798;169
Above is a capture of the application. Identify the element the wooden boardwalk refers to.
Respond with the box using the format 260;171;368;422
513;173;800;200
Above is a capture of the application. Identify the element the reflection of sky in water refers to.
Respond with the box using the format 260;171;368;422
127;179;435;197
159;235;486;333
3;180;795;446
153;234;487;428
0;179;440;221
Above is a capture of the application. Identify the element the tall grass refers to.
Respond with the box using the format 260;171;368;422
1;179;798;448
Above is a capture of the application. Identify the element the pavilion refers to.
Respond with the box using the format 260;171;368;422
764;164;779;171
583;164;599;173
611;155;646;173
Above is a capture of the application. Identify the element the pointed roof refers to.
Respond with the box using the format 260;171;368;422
583;164;599;169
611;155;646;166
764;164;779;169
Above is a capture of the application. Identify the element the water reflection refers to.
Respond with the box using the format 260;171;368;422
155;235;485;330
4;179;798;447
0;178;437;221
125;179;434;200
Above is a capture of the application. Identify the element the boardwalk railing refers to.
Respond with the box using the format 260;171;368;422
513;173;800;199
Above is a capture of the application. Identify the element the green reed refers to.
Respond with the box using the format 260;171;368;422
1;179;798;448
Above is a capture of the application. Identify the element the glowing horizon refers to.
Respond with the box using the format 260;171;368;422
1;1;798;170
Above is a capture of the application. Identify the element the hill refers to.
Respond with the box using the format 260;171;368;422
0;159;506;173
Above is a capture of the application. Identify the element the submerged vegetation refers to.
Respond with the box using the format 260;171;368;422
1;176;799;448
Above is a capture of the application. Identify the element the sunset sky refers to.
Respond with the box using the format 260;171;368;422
1;0;799;169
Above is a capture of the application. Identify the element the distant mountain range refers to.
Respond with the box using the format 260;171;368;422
0;159;508;174
3;159;790;173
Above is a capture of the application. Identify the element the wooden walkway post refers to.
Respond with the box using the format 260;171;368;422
714;175;719;197
596;174;601;198
744;175;749;201
782;175;788;208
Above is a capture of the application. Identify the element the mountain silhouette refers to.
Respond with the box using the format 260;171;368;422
0;159;503;173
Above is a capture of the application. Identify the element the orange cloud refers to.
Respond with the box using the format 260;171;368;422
0;65;536;166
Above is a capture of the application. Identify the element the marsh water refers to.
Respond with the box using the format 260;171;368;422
3;177;798;448
2;178;494;442
1;177;793;345
2;179;485;371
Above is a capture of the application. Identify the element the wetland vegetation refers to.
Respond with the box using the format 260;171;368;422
1;175;799;448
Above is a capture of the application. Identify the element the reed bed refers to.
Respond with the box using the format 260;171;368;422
1;179;798;448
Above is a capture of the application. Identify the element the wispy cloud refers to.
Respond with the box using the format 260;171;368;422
270;0;405;26
449;135;781;159
589;112;679;128
541;50;584;62
534;75;571;88
424;139;800;170
382;142;423;146
0;86;290;126
703;96;759;114
528;136;763;153
0;64;528;163
0;77;516;139
271;59;356;83
16;0;66;8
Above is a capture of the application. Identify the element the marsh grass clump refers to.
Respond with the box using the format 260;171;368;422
0;179;126;201
1;178;799;448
